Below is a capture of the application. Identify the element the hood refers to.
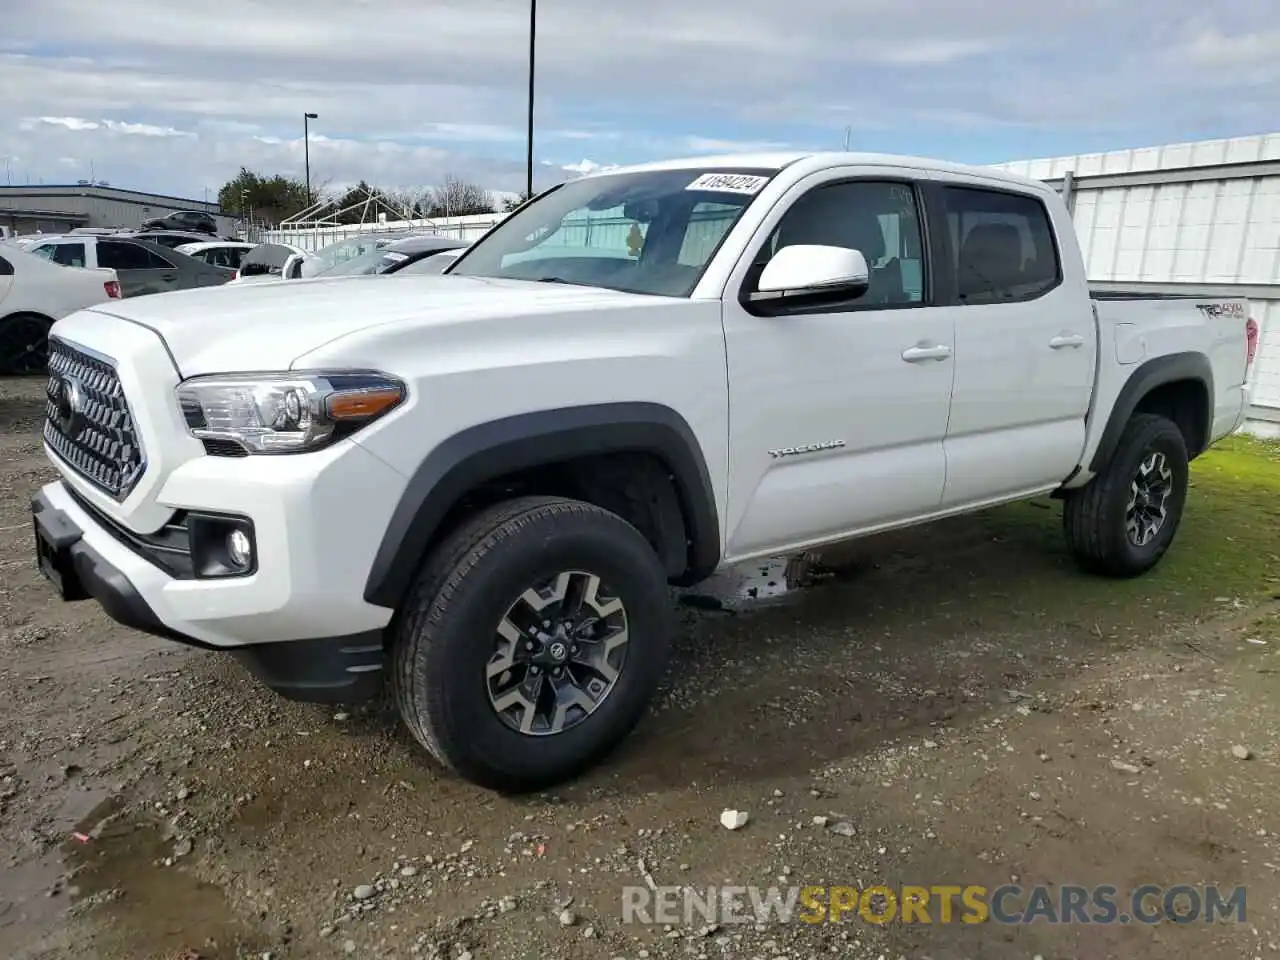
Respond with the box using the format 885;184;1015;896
85;273;648;376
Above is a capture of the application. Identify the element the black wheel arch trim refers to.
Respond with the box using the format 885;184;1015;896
1088;351;1213;473
363;402;723;610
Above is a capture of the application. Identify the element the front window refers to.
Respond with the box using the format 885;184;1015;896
447;167;778;296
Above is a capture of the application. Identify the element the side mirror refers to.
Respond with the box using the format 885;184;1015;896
752;244;870;302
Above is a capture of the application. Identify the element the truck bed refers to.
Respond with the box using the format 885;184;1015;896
1090;289;1209;301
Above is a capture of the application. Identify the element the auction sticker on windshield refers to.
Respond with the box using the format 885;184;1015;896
686;173;770;195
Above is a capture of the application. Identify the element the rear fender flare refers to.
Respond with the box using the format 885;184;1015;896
1088;352;1213;472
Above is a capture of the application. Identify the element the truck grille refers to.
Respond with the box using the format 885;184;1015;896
43;337;145;500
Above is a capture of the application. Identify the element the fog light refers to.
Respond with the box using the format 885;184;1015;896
227;529;253;568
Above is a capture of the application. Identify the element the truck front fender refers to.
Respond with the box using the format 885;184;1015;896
362;402;722;611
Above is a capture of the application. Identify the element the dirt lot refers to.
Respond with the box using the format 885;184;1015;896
2;373;1279;960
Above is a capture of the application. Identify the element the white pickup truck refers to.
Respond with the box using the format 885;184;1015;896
30;151;1258;791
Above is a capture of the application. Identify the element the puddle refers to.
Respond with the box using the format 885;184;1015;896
678;551;847;611
0;782;115;943
49;797;268;959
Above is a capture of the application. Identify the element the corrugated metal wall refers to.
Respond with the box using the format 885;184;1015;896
992;133;1280;428
0;187;226;232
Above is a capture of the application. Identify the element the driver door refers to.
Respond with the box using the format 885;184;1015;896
720;172;956;559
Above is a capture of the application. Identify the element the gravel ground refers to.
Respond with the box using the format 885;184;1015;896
2;373;1279;960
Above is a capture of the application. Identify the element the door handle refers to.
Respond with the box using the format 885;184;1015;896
901;343;952;363
1049;333;1085;349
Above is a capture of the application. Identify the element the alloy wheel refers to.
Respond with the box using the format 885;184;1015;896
1125;451;1174;547
486;570;630;736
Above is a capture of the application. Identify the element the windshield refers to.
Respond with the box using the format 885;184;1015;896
301;235;402;277
314;246;394;277
397;250;462;275
446;167;778;296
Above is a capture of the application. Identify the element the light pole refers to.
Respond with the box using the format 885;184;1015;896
304;112;318;205
525;0;536;199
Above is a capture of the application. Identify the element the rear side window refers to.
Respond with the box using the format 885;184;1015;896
100;241;172;269
100;241;153;270
0;254;12;276
140;245;175;268
941;186;1061;304
51;243;88;267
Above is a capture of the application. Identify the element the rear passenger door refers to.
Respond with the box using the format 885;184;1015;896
926;181;1096;507
98;240;180;297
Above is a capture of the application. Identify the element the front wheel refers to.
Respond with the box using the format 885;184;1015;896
391;495;675;792
1063;413;1189;577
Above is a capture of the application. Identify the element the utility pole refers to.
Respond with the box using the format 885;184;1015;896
842;127;851;151
304;112;319;205
525;0;536;199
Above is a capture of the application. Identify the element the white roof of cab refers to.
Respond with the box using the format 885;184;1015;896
590;150;1050;192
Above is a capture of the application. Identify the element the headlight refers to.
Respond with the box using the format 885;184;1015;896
176;371;405;455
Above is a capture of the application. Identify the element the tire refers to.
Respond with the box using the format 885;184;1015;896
1063;413;1189;578
0;313;53;376
391;495;675;792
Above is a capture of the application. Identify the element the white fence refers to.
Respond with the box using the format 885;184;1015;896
261;212;504;251
262;133;1280;431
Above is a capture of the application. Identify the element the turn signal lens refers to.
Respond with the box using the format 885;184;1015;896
325;387;405;420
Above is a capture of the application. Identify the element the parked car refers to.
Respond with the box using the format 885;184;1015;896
313;234;467;277
129;230;217;250
28;151;1258;793
25;234;232;298
175;241;257;270
395;248;465;275
0;242;121;374
294;231;418;278
139;210;217;234
227;242;308;284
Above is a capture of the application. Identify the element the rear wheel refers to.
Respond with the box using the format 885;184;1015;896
0;313;53;376
1063;413;1189;577
391;495;674;792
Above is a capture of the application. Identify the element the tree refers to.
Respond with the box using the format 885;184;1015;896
325;180;392;224
425;175;495;218
217;167;309;226
500;192;533;212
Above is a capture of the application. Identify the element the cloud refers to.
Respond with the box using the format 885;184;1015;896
0;0;1275;202
31;116;100;131
560;159;619;176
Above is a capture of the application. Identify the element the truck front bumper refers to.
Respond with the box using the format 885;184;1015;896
30;483;387;704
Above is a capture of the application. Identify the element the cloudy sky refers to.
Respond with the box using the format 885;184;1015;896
1;0;1275;204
